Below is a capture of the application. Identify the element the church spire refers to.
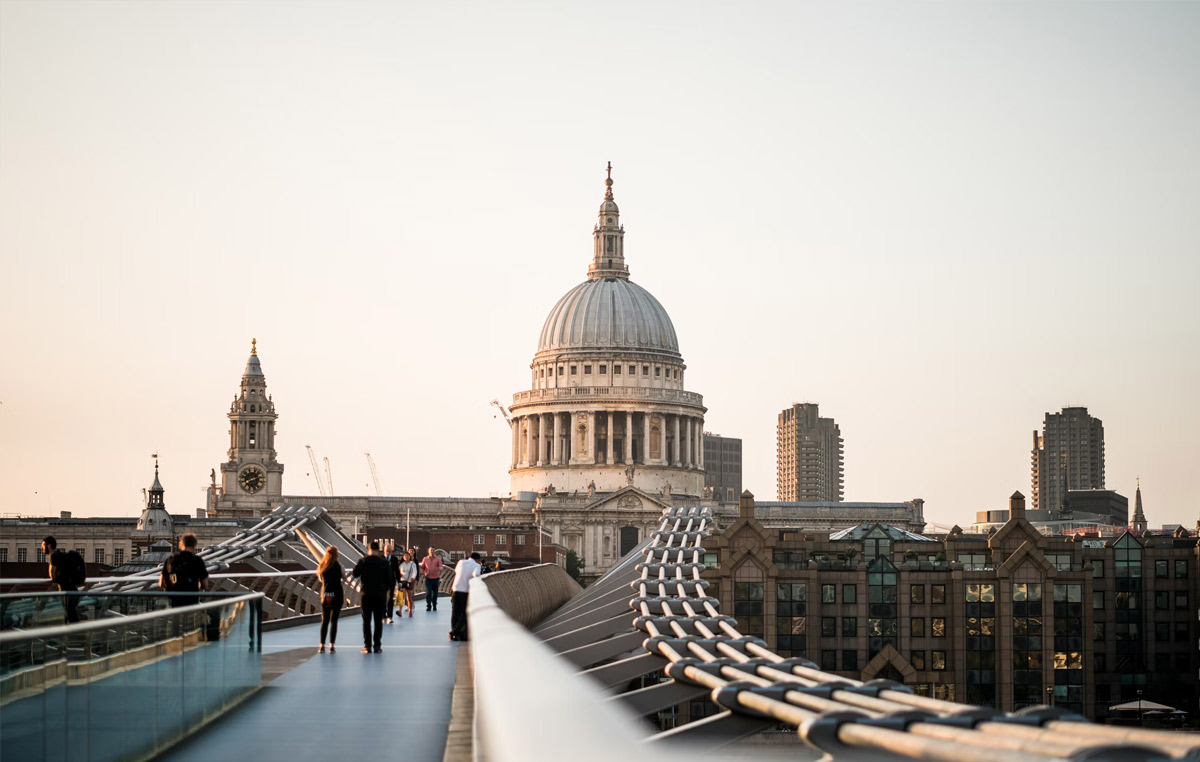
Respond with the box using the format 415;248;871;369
1131;477;1147;533
588;162;629;280
148;453;165;508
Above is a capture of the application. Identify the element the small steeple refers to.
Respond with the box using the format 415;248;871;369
1131;477;1147;533
148;453;165;509
588;162;630;281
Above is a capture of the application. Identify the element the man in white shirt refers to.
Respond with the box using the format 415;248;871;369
448;552;483;642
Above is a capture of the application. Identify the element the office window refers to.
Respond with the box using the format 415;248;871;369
1092;561;1104;578
1093;591;1103;609
932;651;947;670
932;618;946;637
1176;622;1190;643
820;651;836;670
1175;591;1188;610
496;534;506;546
821;617;836;637
842;650;858;671
1155;591;1170;610
1093;623;1104;641
843;584;857;604
1155;560;1168;578
776;582;807;657
1176;560;1188;578
733;582;764;639
931;585;945;604
911;651;926;670
821;584;835;603
910;584;924;604
842;617;857;637
1155;622;1170;642
911;618;925;637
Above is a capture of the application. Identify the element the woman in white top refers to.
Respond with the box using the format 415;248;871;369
397;551;418;617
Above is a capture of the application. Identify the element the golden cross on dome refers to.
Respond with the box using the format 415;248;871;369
251;338;257;356
606;161;612;180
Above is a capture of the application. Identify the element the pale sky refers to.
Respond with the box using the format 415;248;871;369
1;1;1197;531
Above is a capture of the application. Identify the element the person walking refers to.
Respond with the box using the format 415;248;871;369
398;551;418;617
159;533;209;608
419;547;444;611
42;536;86;623
352;541;391;654
448;552;482;642
385;543;402;624
317;546;343;653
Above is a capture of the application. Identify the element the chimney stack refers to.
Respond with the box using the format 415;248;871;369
739;490;755;521
1009;491;1026;520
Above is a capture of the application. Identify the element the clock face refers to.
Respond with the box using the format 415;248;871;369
239;466;265;494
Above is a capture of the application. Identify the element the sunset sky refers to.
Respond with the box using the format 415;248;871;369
1;1;1197;530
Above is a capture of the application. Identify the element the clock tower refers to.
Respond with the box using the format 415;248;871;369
209;339;284;518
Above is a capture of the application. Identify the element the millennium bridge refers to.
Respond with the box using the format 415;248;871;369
2;502;1196;762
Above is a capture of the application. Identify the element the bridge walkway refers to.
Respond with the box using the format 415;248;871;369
156;606;459;762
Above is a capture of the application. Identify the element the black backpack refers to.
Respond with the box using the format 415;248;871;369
57;550;87;587
165;553;201;592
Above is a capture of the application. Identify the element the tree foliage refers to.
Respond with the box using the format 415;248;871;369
565;549;585;586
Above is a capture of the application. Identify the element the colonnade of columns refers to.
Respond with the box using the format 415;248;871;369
510;410;704;471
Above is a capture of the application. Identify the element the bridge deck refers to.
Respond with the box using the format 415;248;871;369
157;607;459;762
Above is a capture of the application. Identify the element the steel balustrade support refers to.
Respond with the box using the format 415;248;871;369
646;710;778;747
611;680;710;716
543;611;638;653
581;652;666;690
558;629;645;669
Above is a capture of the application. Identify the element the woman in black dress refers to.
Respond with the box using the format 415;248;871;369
317;545;344;653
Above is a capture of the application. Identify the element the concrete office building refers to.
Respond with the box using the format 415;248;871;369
777;403;844;502
1032;407;1105;513
703;433;742;504
706;492;1199;721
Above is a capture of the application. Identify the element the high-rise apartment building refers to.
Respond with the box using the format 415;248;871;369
776;403;844;502
1031;406;1105;512
703;433;742;503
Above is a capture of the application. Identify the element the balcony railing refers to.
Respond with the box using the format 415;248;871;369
511;386;704;407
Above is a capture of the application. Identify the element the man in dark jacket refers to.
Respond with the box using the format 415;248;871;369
42;536;85;623
352;541;392;653
159;533;210;607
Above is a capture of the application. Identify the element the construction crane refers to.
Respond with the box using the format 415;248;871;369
365;452;387;496
324;457;334;496
490;399;513;425
306;445;330;497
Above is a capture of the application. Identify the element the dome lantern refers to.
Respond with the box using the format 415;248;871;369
588;162;629;281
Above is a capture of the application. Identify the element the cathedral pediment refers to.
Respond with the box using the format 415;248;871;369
587;486;671;514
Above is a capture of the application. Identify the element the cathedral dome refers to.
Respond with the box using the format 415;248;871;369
537;277;680;358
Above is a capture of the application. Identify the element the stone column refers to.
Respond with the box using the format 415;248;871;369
553;413;562;465
625;411;633;464
684;417;692;467
606;411;614;465
526;415;536;466
642;413;650;465
698;419;705;469
511;417;520;468
537;413;548;465
659;415;667;465
587;411;596;464
672;415;681;467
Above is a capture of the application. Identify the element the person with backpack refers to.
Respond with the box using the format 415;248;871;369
352;541;392;654
159;533;209;607
42;536;86;623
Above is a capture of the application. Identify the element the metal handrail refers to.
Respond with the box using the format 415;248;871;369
0;592;263;644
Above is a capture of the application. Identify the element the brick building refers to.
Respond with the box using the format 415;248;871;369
365;526;566;568
704;492;1199;720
